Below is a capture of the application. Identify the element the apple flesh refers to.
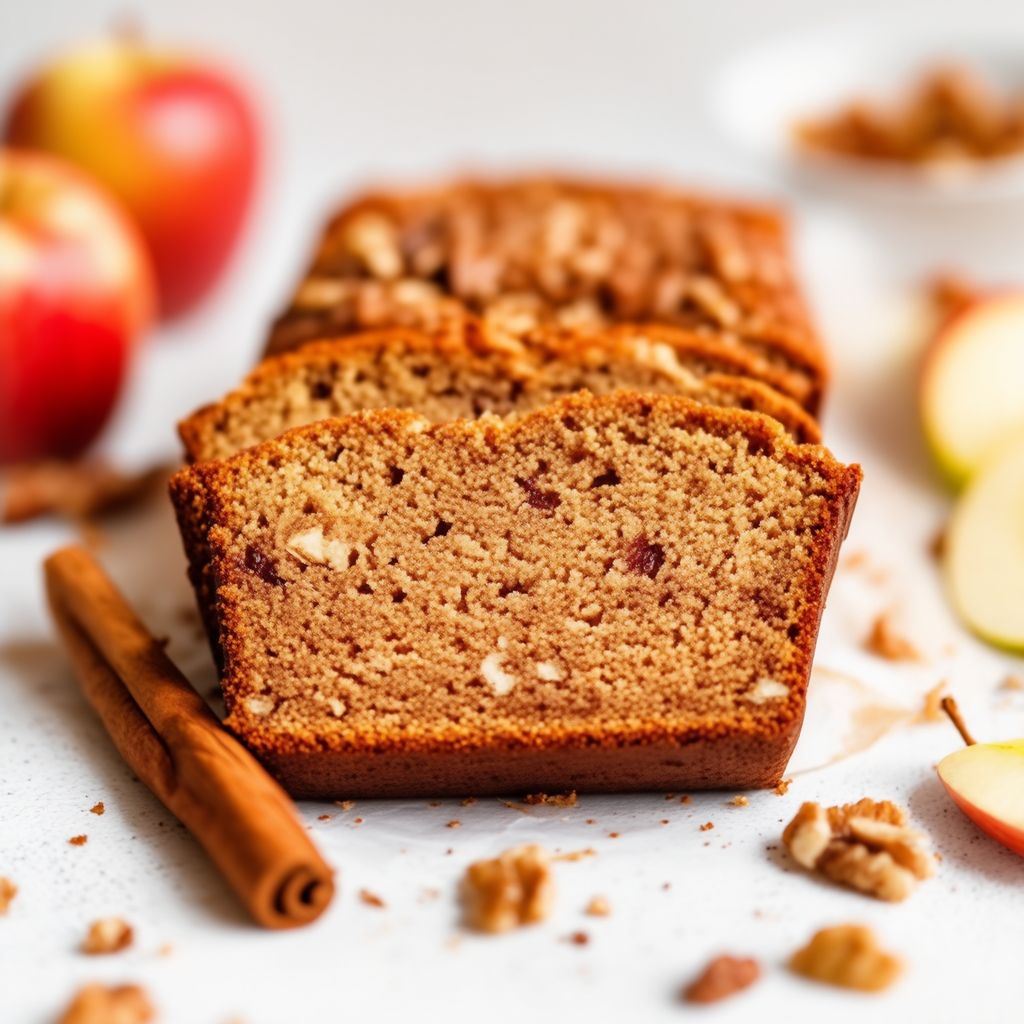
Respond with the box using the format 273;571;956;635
937;741;1024;857
945;438;1024;650
921;294;1024;488
0;149;154;463
5;36;258;318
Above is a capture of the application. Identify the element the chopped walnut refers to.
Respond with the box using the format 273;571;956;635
57;983;155;1024
789;924;903;992
81;917;134;955
782;799;935;901
682;955;761;1004
865;611;922;662
522;791;577;807
0;877;17;914
585;895;611;917
461;844;553;933
2;460;167;524
918;681;949;723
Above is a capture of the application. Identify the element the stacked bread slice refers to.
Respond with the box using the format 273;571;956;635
170;176;859;798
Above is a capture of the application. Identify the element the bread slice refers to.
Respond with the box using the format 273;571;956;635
169;391;860;798
181;321;821;464
265;177;828;412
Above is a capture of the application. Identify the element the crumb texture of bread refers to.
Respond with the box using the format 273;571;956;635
170;392;859;797
265;178;826;410
181;321;820;464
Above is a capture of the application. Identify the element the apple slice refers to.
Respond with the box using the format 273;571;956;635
945;437;1024;650
921;294;1024;487
936;698;1024;857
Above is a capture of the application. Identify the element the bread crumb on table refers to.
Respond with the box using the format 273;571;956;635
68;835;88;846
81;917;134;955
782;798;936;901
446;820;461;829
699;822;715;832
864;611;922;662
89;802;105;816
358;889;386;909
789;924;903;992
552;848;597;863
773;779;791;796
564;930;590;946
729;795;749;807
461;845;553;933
57;983;154;1024
522;791;577;807
0;877;17;914
584;895;611;917
682;954;761;1004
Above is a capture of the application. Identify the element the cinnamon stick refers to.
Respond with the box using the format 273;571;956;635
43;545;335;929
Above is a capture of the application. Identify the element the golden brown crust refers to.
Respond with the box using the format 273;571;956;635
264;177;828;411
171;391;859;798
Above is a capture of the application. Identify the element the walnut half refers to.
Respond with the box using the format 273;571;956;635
782;798;935;901
461;844;553;933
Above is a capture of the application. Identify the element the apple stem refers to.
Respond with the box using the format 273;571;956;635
941;696;977;746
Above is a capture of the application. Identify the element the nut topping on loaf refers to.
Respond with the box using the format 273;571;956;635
170;391;860;798
265;178;827;411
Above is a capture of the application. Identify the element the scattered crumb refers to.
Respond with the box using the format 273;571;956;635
782;799;936;901
157;944;173;957
552;848;597;863
352;817;364;825
774;779;791;796
57;983;154;1024
89;802;105;816
682;955;761;1004
446;820;462;829
81;917;133;955
1001;674;1024;692
729;795;749;807
334;800;354;810
358;889;386;909
1;460;168;525
461;845;553;933
522;791;577;807
585;896;611;917
585;818;596;825
917;681;949;723
664;793;676;800
607;831;620;839
0;877;17;914
564;930;590;946
419;887;441;903
789;924;903;992
699;822;715;832
660;819;670;825
662;882;671;891
865;611;922;662
461;797;477;806
317;814;332;822
428;801;442;808
679;795;691;804
68;835;88;846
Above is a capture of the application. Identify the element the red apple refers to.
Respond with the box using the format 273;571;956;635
5;34;259;318
0;149;154;463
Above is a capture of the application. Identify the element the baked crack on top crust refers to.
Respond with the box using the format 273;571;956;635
265;177;828;412
170;391;860;798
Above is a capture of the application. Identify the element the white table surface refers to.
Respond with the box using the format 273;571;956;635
3;2;1023;1021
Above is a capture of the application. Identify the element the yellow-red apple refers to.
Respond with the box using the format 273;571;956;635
937;700;1024;858
0;149;154;463
5;35;259;318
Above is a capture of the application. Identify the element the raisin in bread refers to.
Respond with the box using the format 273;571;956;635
181;321;820;464
265;177;827;411
169;391;860;798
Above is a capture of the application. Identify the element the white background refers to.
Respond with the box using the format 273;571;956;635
2;2;1024;1021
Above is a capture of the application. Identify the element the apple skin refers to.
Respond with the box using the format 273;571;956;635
5;36;259;318
0;149;154;464
937;741;1024;857
920;293;1024;490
